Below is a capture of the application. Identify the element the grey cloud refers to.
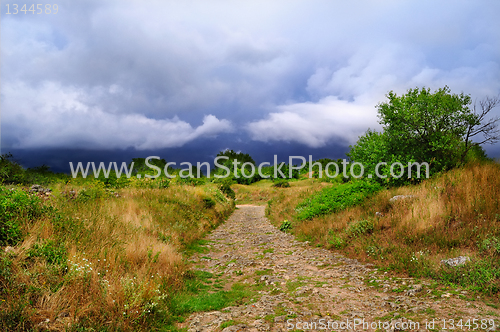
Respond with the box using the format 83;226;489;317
3;81;233;150
2;0;500;155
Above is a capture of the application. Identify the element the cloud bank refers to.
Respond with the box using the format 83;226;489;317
3;81;232;150
2;0;500;154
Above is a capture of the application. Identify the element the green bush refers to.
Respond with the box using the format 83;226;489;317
178;176;205;186
134;177;170;189
0;154;26;185
0;188;44;246
296;180;382;220
27;240;67;267
202;197;216;209
345;219;374;238
218;181;235;200
273;180;290;188
347;87;494;186
279;220;292;232
437;259;500;295
97;173;130;188
478;236;500;255
328;233;346;249
75;180;111;202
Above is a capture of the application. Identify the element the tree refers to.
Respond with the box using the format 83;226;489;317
462;95;500;162
348;86;499;185
214;149;259;184
378;86;472;172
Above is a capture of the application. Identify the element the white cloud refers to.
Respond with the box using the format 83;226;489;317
247;96;379;147
3;81;233;150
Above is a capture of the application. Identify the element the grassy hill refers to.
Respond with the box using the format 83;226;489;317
262;161;500;298
0;179;236;331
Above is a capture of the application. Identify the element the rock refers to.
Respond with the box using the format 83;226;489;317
389;195;417;203
375;212;384;217
441;256;470;267
4;246;15;254
37;318;50;328
406;284;423;296
29;184;52;195
222;325;248;332
58;311;70;318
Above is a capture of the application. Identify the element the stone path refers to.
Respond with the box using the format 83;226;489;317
184;205;499;331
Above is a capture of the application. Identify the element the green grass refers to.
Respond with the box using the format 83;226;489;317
0;187;46;246
436;259;500;295
220;320;241;329
255;269;273;276
182;239;211;256
166;271;254;322
295;180;381;220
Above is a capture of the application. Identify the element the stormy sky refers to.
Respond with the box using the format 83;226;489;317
2;0;500;172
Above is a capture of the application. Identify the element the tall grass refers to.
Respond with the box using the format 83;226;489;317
0;182;234;331
266;162;500;296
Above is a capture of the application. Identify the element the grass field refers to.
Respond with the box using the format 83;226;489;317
2;160;500;330
0;181;235;331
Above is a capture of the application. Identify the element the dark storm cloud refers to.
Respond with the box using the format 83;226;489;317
1;0;500;160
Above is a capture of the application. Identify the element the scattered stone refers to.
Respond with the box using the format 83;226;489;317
221;324;248;332
441;256;470;267
389;195;417;203
182;205;499;331
4;246;15;254
29;184;51;194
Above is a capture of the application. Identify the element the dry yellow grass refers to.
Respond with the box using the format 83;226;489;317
0;183;234;331
264;162;500;296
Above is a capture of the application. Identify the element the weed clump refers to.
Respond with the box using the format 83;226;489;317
273;180;290;188
478;235;500;255
0;188;44;246
27;240;67;267
202;197;216;209
218;181;236;200
328;232;346;249
279;220;292;232
345;219;374;238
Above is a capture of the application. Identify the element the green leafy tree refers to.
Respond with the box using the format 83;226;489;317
348;86;498;185
378;86;474;172
214;149;259;184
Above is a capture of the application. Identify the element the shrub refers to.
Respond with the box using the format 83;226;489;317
178;176;205;186
273;180;290;188
27;240;67;267
437;259;500;295
0;154;26;185
202;197;216;209
345;219;374;238
75;180;110;202
328;233;346;249
478;236;500;255
0;188;44;246
218;181;235;200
